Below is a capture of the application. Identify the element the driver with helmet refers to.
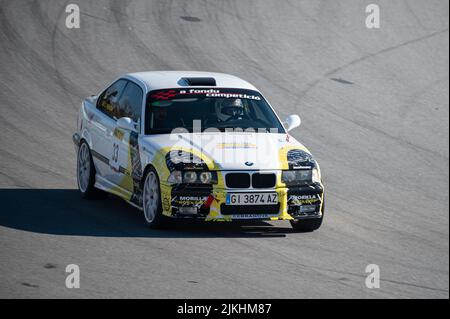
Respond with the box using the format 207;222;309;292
214;98;245;122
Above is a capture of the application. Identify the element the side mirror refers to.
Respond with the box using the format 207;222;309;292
284;114;301;132
117;117;137;132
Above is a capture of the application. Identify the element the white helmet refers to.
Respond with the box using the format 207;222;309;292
215;98;244;122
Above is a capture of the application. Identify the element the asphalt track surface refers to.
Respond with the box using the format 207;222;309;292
0;0;448;298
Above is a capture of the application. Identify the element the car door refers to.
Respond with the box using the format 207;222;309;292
92;79;127;183
109;80;144;201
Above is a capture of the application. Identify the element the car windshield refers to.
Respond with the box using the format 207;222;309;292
145;88;285;134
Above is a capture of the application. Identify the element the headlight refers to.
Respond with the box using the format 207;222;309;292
183;171;197;183
167;171;217;184
167;171;182;184
312;167;321;183
199;172;212;184
282;169;313;185
282;170;297;183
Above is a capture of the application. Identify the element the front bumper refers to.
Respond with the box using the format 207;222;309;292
160;182;324;221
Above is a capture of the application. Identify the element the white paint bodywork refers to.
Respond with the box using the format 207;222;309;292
74;71;322;221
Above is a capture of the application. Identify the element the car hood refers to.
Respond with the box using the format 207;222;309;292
141;132;313;171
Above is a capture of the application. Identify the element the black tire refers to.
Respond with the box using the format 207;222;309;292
290;194;325;232
142;166;171;229
77;141;107;200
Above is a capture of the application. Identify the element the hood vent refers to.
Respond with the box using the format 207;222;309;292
181;77;216;86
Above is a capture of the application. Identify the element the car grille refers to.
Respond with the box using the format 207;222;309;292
225;173;251;188
225;172;276;188
252;173;276;188
220;203;280;215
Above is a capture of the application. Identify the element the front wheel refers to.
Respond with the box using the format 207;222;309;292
142;168;170;228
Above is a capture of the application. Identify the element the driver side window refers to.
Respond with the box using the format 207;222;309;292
117;81;143;123
97;79;127;119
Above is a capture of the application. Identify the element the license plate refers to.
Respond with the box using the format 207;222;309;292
226;193;278;205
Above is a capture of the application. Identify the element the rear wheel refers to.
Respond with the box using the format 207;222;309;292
142;167;170;228
290;194;325;232
77;141;107;199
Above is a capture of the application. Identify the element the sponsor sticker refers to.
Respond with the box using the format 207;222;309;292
150;88;262;101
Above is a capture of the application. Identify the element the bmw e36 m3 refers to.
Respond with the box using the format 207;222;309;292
73;71;325;231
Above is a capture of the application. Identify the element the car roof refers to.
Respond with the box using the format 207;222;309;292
124;71;259;92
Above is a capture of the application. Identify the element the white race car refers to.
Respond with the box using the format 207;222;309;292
73;71;324;231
